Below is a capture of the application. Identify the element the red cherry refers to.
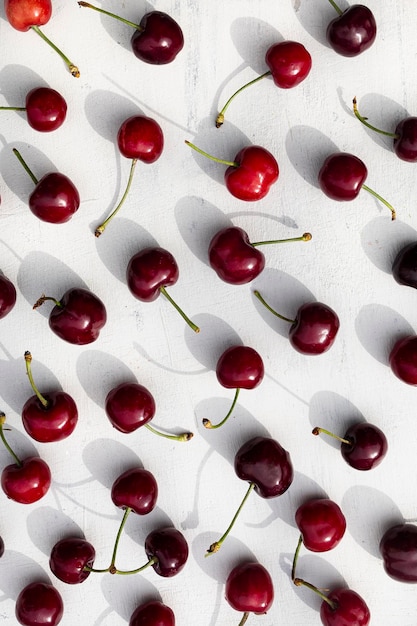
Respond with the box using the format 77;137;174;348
105;382;155;434
131;11;184;65
129;600;175;626
0;272;17;319
265;40;312;88
1;456;51;504
320;587;370;626
295;498;346;552
326;5;377;57
5;0;51;31
49;537;95;584
0;536;4;557
15;581;63;626
380;523;417;583
144;527;189;577
313;423;388;471
393;117;417;162
216;345;264;390
225;562;274;618
392;241;417;288
389;335;417;385
25;87;67;132
117;115;164;162
111;467;158;515
224;146;279;201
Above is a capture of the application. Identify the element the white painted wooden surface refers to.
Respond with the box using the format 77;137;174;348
1;1;417;624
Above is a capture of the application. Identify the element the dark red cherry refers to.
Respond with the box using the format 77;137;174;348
25;87;67;132
49;537;95;584
320;587;370;626
0;272;17;319
144;527;189;577
389;335;417;385
295;498;346;552
29;172;80;224
209;227;265;285
392;242;417;288
393;117;417;162
289;302;340;354
1;456;51;504
216;345;264;390
117;115;164;163
131;11;184;65
129;600;175;626
105;382;156;433
127;247;178;302
225;562;274;617
224;146;279;201
326;5;377;57
341;422;388;470
0;536;4;557
111;467;158;515
318;152;367;201
380;523;417;583
15;581;64;626
265;40;312;88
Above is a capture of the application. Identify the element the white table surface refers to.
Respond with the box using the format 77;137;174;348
1;1;417;624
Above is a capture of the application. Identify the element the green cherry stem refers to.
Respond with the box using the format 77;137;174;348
205;482;255;556
185;140;238;167
253;290;295;324
31;26;80;77
95;159;138;237
159;286;200;333
251;232;312;247
0;412;22;467
203;388;240;429
78;1;143;31
312;426;351;446
32;295;62;311
145;422;194;442
352;97;398;138
0;105;25;112
293;577;338;610
361;184;396;221
12;148;39;185
327;0;343;16
216;71;271;128
291;534;303;581
24;352;48;409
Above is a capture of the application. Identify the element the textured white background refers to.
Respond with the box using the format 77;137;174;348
1;0;417;624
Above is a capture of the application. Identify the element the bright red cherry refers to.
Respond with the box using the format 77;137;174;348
129;600;175;626
389;335;417;385
1;456;51;504
295;498;346;552
0;272;17;319
326;4;377;57
49;537;96;584
15;581;63;626
380;523;417;583
320;587;371;626
392;242;417;288
144;527;189;577
33;288;107;345
111;467;158;515
225;562;274;620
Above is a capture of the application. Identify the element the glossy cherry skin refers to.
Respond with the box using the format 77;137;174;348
127;247;178;302
5;0;52;31
225;562;274;616
295;498;346;552
380;523;417;583
25;87;67;132
320;588;370;626
289;302;340;354
224;146;279;201
235;436;294;498
393;117;417;162
105;382;156;433
265;40;312;89
131;11;184;65
216;345;264;390
1;456;51;504
0;536;4;557
129;600;175;626
47;288;107;345
29;173;80;224
209;227;265;285
318;153;367;201
111;467;158;515
145;527;189;577
392;242;417;288
389;335;417;385
22;391;78;443
49;537;95;584
16;582;64;626
326;5;377;57
117;115;164;162
341;422;388;470
0;273;17;319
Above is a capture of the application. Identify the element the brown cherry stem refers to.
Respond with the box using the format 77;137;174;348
95;159;138;237
145;422;193;442
0;412;22;467
205;482;255;556
24;352;48;408
31;26;79;77
78;2;143;31
312;426;351;446
185;140;238;167
33;295;62;310
352;97;398;138
216;71;272;128
293;577;338;610
291;534;303;581
238;613;250;626
160;286;200;333
203;388;240;429
327;0;343;15
253;290;295;323
12;148;39;185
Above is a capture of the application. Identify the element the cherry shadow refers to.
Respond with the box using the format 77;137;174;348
0;141;56;204
76;349;137;408
285;125;339;189
0;64;51;111
0;551;50;601
78;0;139;55
84;89;143;144
100;575;160;624
308;390;365;451
0;422;39;468
82;438;143;491
360;216;417;274
292;0;335;48
184;313;242;371
349;93;408;154
26;505;85;556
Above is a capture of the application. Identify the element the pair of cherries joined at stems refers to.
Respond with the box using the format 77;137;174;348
0;86;67;132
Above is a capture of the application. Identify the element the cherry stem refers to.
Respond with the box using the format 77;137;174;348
238;613;250;626
12;148;39;185
312;426;351;446
24;352;48;409
216;71;271;128
0;106;25;111
159;286;200;333
78;2;143;31
205;482;255;556
31;26;80;78
293;577;338;611
327;0;343;16
291;534;303;581
95;158;138;237
185;140;238;168
33;295;62;310
361;184;396;220
352;97;398;138
253;290;295;323
202;387;241;429
145;422;194;442
251;232;312;247
0;412;22;467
